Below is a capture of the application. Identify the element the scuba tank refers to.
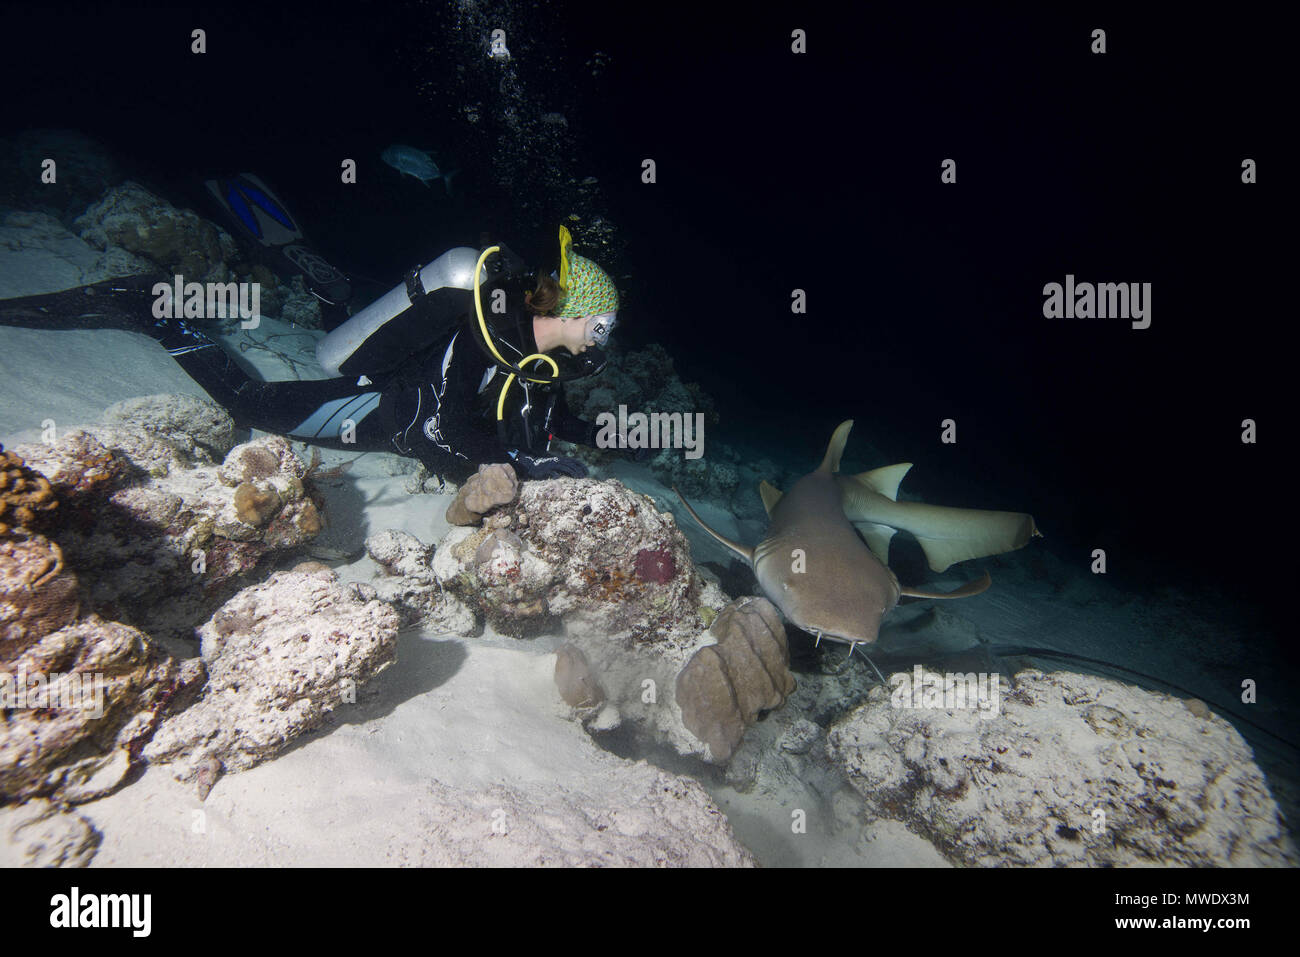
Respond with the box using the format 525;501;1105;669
316;246;522;378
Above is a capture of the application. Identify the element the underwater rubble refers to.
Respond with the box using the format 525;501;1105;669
827;668;1298;867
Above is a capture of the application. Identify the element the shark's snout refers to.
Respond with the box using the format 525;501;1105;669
757;551;897;647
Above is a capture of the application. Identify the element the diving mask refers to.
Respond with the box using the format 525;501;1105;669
584;311;617;347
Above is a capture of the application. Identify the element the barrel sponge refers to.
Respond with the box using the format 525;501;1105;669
446;463;519;526
675;596;796;763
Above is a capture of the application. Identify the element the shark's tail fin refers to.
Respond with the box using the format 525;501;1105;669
838;469;1041;573
818;419;854;474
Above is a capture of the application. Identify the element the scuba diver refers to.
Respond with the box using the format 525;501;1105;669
0;174;622;484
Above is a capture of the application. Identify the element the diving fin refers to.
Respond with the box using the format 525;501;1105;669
204;173;353;310
0;273;168;332
206;173;300;246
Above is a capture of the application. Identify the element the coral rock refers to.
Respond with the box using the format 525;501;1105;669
15;429;319;643
0;799;102;867
361;529;475;633
366;528;433;578
102;394;236;463
143;569;401;781
0;534;79;655
73;181;236;282
218;436;306;486
14;430;126;497
0;613;185;804
827;669;1299;867
438;478;701;645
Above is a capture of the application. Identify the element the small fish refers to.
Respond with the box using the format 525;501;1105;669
381;144;459;193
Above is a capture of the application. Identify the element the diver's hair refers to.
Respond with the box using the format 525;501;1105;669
525;272;563;316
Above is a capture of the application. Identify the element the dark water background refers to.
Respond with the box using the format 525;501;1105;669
1;2;1287;655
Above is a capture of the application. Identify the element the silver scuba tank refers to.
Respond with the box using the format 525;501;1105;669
316;246;482;377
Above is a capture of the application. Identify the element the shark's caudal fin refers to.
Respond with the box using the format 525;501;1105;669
837;470;1040;573
673;485;755;565
904;507;1038;573
899;571;992;600
818;419;855;474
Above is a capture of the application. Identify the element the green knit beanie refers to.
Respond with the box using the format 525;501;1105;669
557;253;620;318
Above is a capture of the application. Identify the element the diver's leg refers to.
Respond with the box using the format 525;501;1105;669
0;276;390;452
147;319;390;447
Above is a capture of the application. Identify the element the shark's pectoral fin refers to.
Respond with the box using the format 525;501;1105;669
758;480;783;517
900;571;992;600
673;485;755;565
853;521;898;565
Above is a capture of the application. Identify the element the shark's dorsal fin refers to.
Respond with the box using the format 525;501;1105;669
899;571;992;600
818;420;854;474
673;485;755;565
849;463;913;501
758;480;783;516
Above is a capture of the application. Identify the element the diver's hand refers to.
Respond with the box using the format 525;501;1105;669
510;453;588;479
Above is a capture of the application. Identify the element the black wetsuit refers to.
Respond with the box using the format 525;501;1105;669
0;273;599;484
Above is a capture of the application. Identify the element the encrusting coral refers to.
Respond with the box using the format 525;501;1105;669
0;444;60;538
